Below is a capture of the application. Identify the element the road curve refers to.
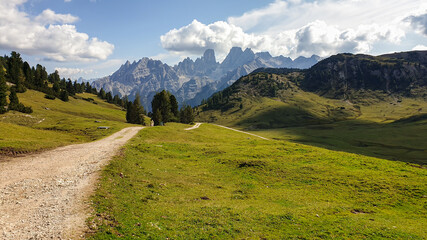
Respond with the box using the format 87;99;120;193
0;127;143;240
184;122;202;130
212;124;269;140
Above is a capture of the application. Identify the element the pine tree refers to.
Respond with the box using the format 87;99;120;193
85;82;92;93
151;90;172;125
59;90;69;102
0;68;7;114
9;88;19;109
126;101;135;123
153;109;162;126
98;88;106;99
106;92;113;103
66;79;75;95
180;105;195;124
170;94;179;121
125;94;146;125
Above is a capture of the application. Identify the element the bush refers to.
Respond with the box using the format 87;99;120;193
9;102;33;113
44;94;56;100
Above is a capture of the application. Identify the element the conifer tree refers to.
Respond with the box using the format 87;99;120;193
106;92;113;103
59;90;69;102
151;90;172;125
170;94;179;121
0;68;7;114
152;109;162;126
66;79;75;95
7;51;26;92
179;105;195;124
125;94;145;125
9;88;19;109
98;88;106;99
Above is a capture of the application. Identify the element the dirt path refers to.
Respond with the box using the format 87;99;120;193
184;122;202;130
0;127;143;240
213;124;269;140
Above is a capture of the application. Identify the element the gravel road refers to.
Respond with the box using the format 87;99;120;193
184;122;202;130
0;127;143;240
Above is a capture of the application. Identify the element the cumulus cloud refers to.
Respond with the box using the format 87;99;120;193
35;9;78;25
161;0;424;60
161;20;265;59
0;0;114;62
412;44;427;50
406;11;427;36
160;19;405;60
55;67;93;78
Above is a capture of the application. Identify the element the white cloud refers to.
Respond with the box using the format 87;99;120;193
161;20;266;60
35;9;78;25
0;0;114;62
55;67;93;78
228;0;423;34
412;44;427;50
161;0;425;60
64;0;72;2
160;19;405;60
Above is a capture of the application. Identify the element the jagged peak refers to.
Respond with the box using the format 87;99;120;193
256;52;272;59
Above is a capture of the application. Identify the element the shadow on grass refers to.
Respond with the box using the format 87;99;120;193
236;105;356;129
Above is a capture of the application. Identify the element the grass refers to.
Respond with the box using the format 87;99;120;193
0;89;133;154
250;118;427;165
196;86;427;165
88;123;427;239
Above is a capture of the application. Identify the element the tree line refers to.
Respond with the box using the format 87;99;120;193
0;51;132;116
1;51;194;126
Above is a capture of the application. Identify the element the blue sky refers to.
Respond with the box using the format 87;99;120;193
1;0;427;79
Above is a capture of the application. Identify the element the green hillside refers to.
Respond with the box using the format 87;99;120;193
196;67;427;164
0;89;132;155
88;123;427;239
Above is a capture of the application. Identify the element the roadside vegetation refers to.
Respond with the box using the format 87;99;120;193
88;123;427;239
0;51;149;155
0;89;132;155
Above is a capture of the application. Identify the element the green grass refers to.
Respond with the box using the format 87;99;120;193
0;89;133;153
250;118;427;165
88;123;427;239
197;86;427;165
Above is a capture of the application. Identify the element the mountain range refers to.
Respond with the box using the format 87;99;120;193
198;50;427;127
91;47;320;111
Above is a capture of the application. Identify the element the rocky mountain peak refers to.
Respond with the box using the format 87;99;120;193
202;49;216;65
221;47;255;71
92;47;321;110
256;52;273;60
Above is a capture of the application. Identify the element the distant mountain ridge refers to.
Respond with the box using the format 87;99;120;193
303;51;427;97
91;47;320;110
196;50;427;129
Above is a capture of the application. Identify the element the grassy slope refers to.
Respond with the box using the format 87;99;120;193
248;97;427;165
196;74;427;164
0;90;133;153
88;123;427;239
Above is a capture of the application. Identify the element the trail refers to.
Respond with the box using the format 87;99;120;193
213;124;269;140
0;127;143;240
184;122;202;130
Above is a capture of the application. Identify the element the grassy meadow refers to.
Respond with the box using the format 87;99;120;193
0;90;132;154
88;123;427;239
197;90;427;165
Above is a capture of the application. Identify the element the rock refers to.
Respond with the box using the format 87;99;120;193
97;126;110;129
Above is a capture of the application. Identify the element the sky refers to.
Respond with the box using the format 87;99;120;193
0;0;427;80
